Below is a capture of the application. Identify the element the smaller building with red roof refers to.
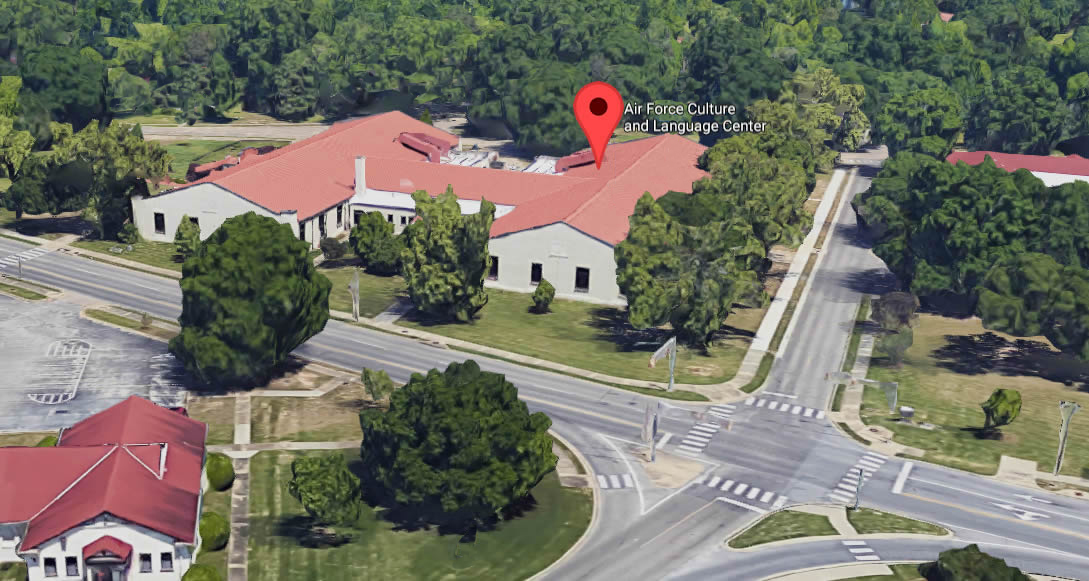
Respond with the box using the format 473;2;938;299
946;151;1089;187
0;396;209;581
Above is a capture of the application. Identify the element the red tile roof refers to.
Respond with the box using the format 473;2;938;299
178;111;706;244
193;156;239;174
82;536;132;561
0;396;207;550
946;151;1089;176
939;12;954;22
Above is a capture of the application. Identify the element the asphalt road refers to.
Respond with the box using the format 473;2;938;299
4;159;1089;579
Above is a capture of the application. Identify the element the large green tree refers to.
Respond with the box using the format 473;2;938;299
965;66;1069;155
872;87;964;157
359;360;556;528
170;212;331;388
400;188;493;322
919;544;1030;581
288;453;364;526
615;194;765;348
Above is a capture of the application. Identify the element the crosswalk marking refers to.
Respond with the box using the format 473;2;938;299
597;475;608;488
746;487;761;500
791;405;802;415
598;473;636;489
837;483;858;492
609;475;621;488
744;397;755;405
804;408;815;417
842;541;868;546
0;248;52;270
696;477;780;505
768;401;779;410
691;426;717;435
849;548;874;554
709;411;731;419
816;410;826;419
756;399;766;407
734;483;748;495
720;479;735;491
855;555;881;561
684;434;711;443
743;397;826;420
622;474;634;488
760;490;775;503
694;473;708;485
678;444;703;453
709;476;721;488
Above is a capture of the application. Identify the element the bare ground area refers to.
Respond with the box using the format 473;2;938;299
186;396;236;445
249;383;373;443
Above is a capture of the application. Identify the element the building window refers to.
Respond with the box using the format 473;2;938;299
43;557;57;577
189;216;199;229
154;212;165;235
319;214;327;239
575;267;590;292
400;215;408;225
299;223;306;242
387;213;394;223
160;552;174;572
139;553;152;573
530;263;542;285
65;557;78;577
353;210;364;226
336;205;343;227
488;256;499;280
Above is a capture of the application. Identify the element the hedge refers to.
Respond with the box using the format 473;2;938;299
199;512;230;551
182;564;221;581
206;453;235;491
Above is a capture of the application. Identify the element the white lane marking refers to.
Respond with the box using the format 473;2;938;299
837;483;858;492
804;408;815;417
709;476;721;488
656;433;673;449
713;405;736;411
791;405;802;415
720;479;735;491
693;473;708;485
773;495;788;508
697;422;720;428
756;399;767;407
858;459;883;469
909;476;1086;523
864;452;889;461
734;483;749;495
768;401;779;410
715;496;767;514
759;491;774;503
855;555;881;561
744;397;755;405
609;475;621;488
746;487;761;500
842;540;868;546
892;461;914;494
678;445;703;453
684;434;711;443
622;474;634;488
1013;494;1055;505
849;548;874;554
691;426;717;435
709;411;731;419
816;410;826;419
762;391;797;398
597;475;609;488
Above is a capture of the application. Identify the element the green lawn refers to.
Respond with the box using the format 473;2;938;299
0;563;27;581
728;510;838;549
161;140;290;181
249;384;369;443
846;508;946;536
84;309;178;342
399;288;766;385
318;261;406;318
846;564;924;581
0;282;46;300
186;396;236;446
197;487;233;580
71;239;183;272
247;450;592;581
0;432;57;446
863;314;1089;477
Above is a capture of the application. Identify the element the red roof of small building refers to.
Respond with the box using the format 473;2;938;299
946;151;1089;177
0;396;207;550
174;111;706;245
82;536;132;561
193;156;239;174
939;12;954;22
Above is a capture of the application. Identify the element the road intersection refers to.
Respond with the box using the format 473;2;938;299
3;158;1089;579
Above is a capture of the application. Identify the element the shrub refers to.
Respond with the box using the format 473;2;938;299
198;511;230;551
118;223;141;244
349;211;393;265
532;278;555;313
367;235;402;276
320;237;348;260
182;564;221;581
174;215;202;260
35;435;57;446
206;453;235;491
419;109;433;125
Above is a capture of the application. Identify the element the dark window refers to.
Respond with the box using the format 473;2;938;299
189;216;199;228
299;223;306;242
65;557;78;576
43;557;57;577
387;213;394;223
154;212;165;235
319;214;327;238
160;552;173;572
530;263;542;285
575;267;590;292
488;256;499;280
139;553;152;573
336;205;343;227
400;215;408;225
353;210;364;226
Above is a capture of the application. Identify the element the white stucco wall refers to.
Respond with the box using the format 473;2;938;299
488;223;625;306
299;202;352;247
1030;171;1089;187
132;184;299;243
350;189;514;235
19;517;191;581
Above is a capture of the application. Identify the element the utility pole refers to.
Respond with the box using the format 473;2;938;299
348;268;360;321
1055;401;1081;475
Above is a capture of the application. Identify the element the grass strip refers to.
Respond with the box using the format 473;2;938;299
843;295;872;373
838;422;870;446
740;352;775;394
0;282;47;300
85;308;179;341
846;508;946;536
0;232;40;245
831;384;847;412
728;510;838;549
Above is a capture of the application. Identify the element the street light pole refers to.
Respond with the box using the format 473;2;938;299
1055;401;1081;475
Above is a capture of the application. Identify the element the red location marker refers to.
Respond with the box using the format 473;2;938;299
573;82;624;169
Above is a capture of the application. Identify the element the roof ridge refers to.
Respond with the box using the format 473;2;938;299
121;444;165;480
562;136;676;224
25;445;119;525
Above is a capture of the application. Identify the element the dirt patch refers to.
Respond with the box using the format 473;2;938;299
250;383;374;443
186;396;236;445
264;366;334;391
637;450;706;488
684;365;721;377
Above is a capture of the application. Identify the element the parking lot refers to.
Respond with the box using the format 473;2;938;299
0;294;190;432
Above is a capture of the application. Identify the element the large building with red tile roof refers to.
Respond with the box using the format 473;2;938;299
946;151;1089;186
131;111;707;305
0;396;208;581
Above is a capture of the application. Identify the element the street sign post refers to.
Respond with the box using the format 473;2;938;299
649;336;677;392
348;268;360;321
1055;401;1081;475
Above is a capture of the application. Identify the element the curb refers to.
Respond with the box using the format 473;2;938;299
78;304;174;343
527;429;601;581
761;560;927;581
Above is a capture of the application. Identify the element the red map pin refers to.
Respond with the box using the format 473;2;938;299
573;82;624;169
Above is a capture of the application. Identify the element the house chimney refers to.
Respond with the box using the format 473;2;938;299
355;156;366;196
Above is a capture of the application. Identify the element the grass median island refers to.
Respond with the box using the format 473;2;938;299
727;510;838;548
71;238;183;272
399;288;766;385
247;450;592;581
846;508;946;536
862;314;1089;477
84;308;179;341
318;260;406;318
0;281;47;300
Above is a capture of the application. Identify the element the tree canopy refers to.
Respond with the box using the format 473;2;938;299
170;212;331;388
359;360;556;529
288;453;365;526
919;543;1030;581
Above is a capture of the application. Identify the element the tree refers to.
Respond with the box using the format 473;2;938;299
349;211;393;266
182;564;221;581
871;292;920;330
0;116;33;182
872;88;963;157
319;236;347;260
615;194;765;348
19;45;107;130
965;66;1069;155
198;512;229;551
532;279;555;314
367;235;403;276
919;544;1031;581
876;327;913;366
170;212;331;388
419;109;432;125
401;188;494;322
359;360;556;529
981;388;1022;431
288;453;364;526
361;368;395;403
205;452;235;491
174;215;202;260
